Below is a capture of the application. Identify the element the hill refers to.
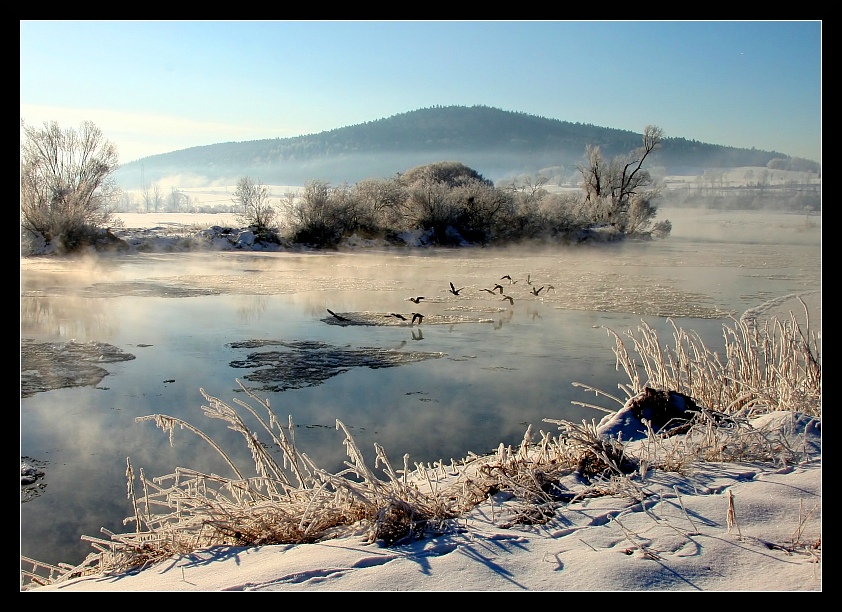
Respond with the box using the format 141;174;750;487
114;105;817;189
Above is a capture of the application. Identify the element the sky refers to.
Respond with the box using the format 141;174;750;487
21;20;821;166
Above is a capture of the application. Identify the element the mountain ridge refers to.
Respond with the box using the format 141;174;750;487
114;105;816;188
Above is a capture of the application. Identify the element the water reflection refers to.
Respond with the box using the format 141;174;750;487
20;208;821;569
236;295;268;323
20;295;116;340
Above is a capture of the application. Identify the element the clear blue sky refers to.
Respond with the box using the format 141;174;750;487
20;20;821;165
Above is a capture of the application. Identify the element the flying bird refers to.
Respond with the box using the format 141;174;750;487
389;313;408;321
411;313;424;325
526;274;533;285
409;296;425;304
493;284;505;294
327;309;350;322
449;282;464;296
546;285;555;293
500;275;512;282
501;295;514;305
481;288;497;295
531;286;544;296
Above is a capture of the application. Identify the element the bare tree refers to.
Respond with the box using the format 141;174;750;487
118;191;140;213
351;177;407;228
756;169;770;197
20;120;120;247
577;125;664;234
283;180;347;246
405;176;455;233
450;179;511;242
233;176;276;231
142;183;163;213
167;187;189;213
288;179;331;229
277;190;300;233
580;144;607;204
522;174;550;201
500;173;550;203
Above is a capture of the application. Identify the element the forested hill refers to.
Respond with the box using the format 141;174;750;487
114;105;816;188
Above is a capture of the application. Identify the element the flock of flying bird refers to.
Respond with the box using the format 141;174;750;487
446;273;555;307
327;273;554;327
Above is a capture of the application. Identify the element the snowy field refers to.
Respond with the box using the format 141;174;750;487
115;212;240;230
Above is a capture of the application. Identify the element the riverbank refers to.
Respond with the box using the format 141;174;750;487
27;408;821;591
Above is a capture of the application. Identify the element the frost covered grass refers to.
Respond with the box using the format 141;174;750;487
21;303;820;589
577;297;821;421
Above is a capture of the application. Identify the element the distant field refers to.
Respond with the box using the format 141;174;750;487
115;212;240;229
119;184;303;213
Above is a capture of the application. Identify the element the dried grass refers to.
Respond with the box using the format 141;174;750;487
596;297;821;419
21;302;820;589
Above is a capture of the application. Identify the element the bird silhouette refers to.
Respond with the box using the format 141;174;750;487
500;274;512;282
411;312;424;325
501;295;514;305
409;296;425;304
531;286;544;296
481;288;497;294
327;308;350;322
526;274;533;285
389;313;408;321
546;285;555;293
493;284;505;294
449;282;464;296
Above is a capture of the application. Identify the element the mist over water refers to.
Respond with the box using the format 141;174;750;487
20;207;821;569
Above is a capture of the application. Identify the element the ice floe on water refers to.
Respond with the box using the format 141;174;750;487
228;339;446;393
20;339;137;398
21;457;47;503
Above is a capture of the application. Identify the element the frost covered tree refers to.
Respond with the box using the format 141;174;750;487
577;125;665;235
20;120;120;250
142;183;163;213
233;176;277;232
